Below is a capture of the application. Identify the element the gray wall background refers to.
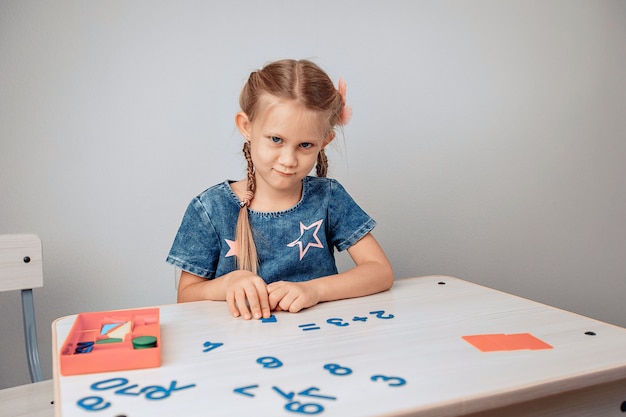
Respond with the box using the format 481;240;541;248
1;0;624;388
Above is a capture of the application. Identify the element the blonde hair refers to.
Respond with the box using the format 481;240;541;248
235;59;346;273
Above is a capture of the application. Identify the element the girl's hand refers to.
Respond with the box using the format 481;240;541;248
267;281;321;313
225;271;271;320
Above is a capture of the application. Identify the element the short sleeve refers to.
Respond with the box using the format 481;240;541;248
328;180;376;251
166;197;221;278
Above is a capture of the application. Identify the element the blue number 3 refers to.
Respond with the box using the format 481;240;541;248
371;375;406;387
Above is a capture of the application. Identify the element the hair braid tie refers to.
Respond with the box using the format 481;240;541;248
240;190;254;208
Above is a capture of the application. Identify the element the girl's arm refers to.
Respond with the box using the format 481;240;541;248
267;233;394;312
178;270;272;319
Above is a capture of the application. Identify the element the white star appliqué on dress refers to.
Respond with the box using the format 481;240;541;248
287;219;324;260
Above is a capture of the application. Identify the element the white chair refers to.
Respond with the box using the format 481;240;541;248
0;234;44;383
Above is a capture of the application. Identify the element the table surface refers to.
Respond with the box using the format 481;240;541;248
0;379;54;417
52;276;626;417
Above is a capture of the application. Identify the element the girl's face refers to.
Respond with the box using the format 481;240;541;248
236;96;332;198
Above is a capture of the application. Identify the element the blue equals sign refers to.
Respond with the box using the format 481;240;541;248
299;323;321;331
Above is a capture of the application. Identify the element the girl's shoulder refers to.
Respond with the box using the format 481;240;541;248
304;175;341;187
194;180;240;208
305;175;346;188
303;176;350;198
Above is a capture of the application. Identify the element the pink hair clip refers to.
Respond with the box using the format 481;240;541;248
338;78;353;125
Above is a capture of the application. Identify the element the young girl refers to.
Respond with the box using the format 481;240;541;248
167;59;393;320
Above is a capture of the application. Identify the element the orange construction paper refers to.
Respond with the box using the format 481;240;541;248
462;333;553;352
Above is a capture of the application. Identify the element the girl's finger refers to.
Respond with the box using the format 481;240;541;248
226;291;240;317
236;291;252;320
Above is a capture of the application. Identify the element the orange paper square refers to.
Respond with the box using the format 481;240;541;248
462;333;553;352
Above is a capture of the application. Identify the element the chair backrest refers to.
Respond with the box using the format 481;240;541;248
0;234;43;292
0;234;44;382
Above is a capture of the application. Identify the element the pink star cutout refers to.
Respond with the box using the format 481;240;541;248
225;239;237;257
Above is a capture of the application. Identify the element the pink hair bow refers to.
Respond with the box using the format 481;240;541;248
338;78;353;125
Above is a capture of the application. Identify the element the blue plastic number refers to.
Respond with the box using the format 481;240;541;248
285;401;324;415
326;318;349;327
141;385;170;400
76;396;111;411
272;386;295;400
323;363;352;376
299;386;336;400
90;378;129;391
371;375;406;387
274;386;336;401
202;341;224;353
257;356;283;369
74;341;94;354
369;310;395;319
141;380;196;400
114;384;142;396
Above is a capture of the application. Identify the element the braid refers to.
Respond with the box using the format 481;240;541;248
316;149;328;178
235;141;258;274
243;141;256;194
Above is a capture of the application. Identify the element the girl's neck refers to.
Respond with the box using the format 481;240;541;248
232;178;303;212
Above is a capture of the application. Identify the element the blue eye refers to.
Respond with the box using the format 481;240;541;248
300;142;313;149
270;136;282;143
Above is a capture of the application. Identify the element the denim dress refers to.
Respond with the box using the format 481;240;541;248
166;176;376;283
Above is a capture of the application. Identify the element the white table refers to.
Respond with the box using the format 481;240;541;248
0;379;54;417
52;276;626;416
